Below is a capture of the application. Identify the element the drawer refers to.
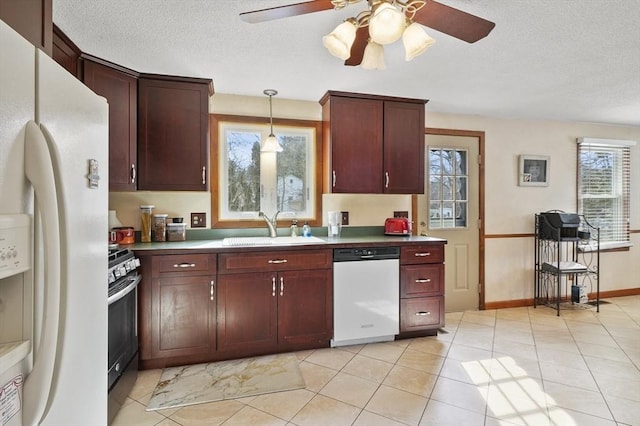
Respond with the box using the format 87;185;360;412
400;296;444;332
152;253;216;277
401;244;444;265
400;264;443;298
218;249;332;274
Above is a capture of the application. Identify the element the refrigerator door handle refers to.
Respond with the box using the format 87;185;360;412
23;120;62;426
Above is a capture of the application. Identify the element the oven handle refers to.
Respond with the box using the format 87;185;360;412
108;275;142;305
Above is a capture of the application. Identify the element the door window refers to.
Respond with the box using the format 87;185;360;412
428;147;468;229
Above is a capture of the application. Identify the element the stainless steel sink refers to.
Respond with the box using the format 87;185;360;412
222;236;326;246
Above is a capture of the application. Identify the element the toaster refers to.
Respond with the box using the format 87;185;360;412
384;217;411;235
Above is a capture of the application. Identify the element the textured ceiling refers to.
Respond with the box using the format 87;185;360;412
52;0;640;126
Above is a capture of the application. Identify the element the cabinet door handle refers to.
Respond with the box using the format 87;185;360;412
385;171;389;188
414;252;431;257
280;276;284;296
415;278;432;283
210;280;215;301
202;166;206;185
173;263;196;268
332;170;336;188
131;164;136;184
415;311;431;316
272;276;276;296
268;259;288;264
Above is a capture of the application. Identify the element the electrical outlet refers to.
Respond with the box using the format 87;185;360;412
341;211;349;225
394;211;409;218
191;212;206;228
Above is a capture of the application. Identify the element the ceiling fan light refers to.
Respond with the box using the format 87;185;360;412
322;20;357;60
361;41;386;70
403;22;435;61
368;2;406;45
261;134;284;152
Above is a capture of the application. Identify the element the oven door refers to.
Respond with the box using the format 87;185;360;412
108;274;141;391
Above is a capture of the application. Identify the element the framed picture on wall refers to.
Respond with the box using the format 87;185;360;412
519;155;550;186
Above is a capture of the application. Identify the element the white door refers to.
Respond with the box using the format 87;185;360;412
416;133;480;312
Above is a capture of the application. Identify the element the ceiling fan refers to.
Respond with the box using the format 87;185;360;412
240;0;496;67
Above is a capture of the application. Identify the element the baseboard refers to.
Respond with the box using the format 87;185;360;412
596;288;640;299
484;298;534;310
484;288;640;310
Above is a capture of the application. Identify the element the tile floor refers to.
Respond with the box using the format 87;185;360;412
113;296;640;425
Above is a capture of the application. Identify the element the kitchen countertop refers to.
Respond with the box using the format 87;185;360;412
128;234;446;254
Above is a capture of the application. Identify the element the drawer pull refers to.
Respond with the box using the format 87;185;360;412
415;278;432;283
415;311;431;316
414;252;431;257
210;280;215;301
272;277;276;296
173;263;196;268
268;259;288;264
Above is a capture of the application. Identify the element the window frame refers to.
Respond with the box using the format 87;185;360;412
576;137;635;251
210;114;323;229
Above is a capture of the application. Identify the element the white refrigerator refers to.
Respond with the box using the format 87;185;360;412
0;19;109;425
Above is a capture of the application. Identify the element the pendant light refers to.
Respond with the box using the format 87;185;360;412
261;89;283;152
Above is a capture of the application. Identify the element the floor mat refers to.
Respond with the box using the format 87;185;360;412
146;353;305;411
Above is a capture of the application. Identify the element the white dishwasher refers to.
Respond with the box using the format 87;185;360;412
332;247;400;347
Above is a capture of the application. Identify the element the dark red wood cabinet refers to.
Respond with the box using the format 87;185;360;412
398;243;445;336
137;76;212;191
138;253;217;368
52;24;80;78
0;0;52;55
216;272;278;353
217;249;333;357
137;248;332;368
320;91;427;194
82;57;138;191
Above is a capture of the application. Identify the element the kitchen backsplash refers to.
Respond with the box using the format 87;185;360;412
109;192;411;231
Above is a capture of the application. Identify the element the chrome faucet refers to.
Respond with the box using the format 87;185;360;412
259;211;280;238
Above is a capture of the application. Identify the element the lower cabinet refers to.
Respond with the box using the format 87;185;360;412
136;243;444;368
398;244;445;336
137;249;332;368
138;253;217;368
151;275;216;358
217;249;333;358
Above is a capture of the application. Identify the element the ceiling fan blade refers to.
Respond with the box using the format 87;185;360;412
344;26;368;66
240;0;335;23
414;0;495;43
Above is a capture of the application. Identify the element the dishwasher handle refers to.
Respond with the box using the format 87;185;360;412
333;247;400;262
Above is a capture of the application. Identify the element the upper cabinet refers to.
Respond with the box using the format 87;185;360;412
137;75;213;191
0;0;52;55
320;91;427;194
52;24;80;78
82;55;138;191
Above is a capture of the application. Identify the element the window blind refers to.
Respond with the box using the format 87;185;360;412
577;139;632;243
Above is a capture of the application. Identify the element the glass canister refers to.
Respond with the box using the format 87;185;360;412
140;205;155;243
166;223;187;241
152;214;169;242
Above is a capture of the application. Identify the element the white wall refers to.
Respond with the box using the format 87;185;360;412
109;93;640;302
425;112;640;302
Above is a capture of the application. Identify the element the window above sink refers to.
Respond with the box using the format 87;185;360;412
211;114;322;229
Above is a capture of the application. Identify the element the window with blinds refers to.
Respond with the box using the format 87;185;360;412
577;138;634;245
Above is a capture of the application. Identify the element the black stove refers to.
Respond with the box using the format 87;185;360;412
107;246;141;424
